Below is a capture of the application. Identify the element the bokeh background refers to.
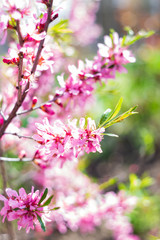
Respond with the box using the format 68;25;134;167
1;0;160;239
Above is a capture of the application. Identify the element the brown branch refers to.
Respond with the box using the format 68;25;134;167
31;0;53;74
16;20;24;47
17;52;23;102
0;81;30;138
0;0;54;138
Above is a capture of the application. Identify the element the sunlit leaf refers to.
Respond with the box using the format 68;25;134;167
103;106;138;129
103;133;119;137
38;188;48;205
98;108;111;127
41;195;54;207
37;214;46;232
122;28;155;47
99;178;117;190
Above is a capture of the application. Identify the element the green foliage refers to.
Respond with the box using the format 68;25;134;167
99;97;137;129
38;188;48;205
119;173;154;194
149;236;160;240
36;214;46;232
40;195;54;207
122;27;155;47
118;174;160;239
99;177;117;190
49;19;72;44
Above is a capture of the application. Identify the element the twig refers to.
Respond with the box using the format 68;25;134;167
0;81;30;138
17;93;62;116
4;132;33;140
0;157;33;162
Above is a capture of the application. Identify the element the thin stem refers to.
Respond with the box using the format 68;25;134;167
17;93;62;116
4;132;33;140
0;157;33;162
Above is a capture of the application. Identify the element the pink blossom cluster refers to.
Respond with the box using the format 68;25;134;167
0;187;51;233
35;162;139;240
33;117;105;167
0;0;30;44
55;32;135;111
0;0;59;85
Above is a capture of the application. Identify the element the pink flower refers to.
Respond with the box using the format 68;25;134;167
1;0;30;20
33;117;105;167
97;32;136;76
0;187;54;233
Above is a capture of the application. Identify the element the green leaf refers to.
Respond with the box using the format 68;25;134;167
13;208;20;211
99;178;117;190
37;214;46;232
98;108;111;127
140;176;154;188
38;188;48;205
40;195;54;207
99;97;123;127
107;97;123;121
49;19;72;44
50;207;60;211
103;106;137;129
122;28;155;47
103;133;119;137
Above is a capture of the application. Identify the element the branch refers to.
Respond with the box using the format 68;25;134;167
16;20;23;47
17;93;62;116
17;52;23;102
0;81;30;138
31;0;53;74
0;157;33;162
0;0;54;138
4;132;33;140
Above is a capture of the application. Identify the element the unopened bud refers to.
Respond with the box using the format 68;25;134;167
40;103;55;115
18;150;26;160
32;96;38;108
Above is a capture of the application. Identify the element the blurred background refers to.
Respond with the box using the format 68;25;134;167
76;0;160;239
1;0;160;239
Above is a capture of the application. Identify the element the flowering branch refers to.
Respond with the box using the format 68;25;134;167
17;93;62;116
0;0;54;138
